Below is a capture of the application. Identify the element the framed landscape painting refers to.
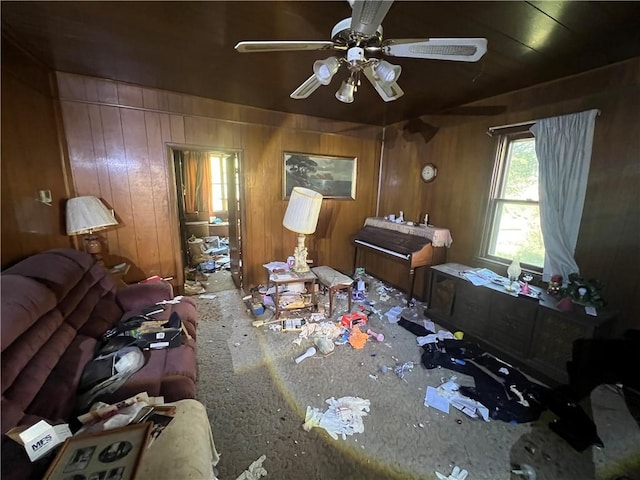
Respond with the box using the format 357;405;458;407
283;152;357;199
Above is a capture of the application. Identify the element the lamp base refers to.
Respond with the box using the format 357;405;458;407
85;234;105;265
292;233;310;273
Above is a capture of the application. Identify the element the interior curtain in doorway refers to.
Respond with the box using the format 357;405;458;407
184;151;213;213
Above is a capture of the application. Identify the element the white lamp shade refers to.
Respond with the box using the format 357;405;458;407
66;196;118;235
283;187;323;234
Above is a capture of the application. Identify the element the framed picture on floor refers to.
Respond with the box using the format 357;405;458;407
43;422;151;480
283;152;357;199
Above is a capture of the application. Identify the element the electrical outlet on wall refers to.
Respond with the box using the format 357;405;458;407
38;190;52;206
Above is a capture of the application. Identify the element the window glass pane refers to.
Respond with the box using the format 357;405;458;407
502;138;538;201
489;201;544;267
210;155;226;212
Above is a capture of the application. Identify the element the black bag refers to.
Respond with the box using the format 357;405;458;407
79;355;116;393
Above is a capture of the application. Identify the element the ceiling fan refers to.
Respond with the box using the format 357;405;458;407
235;0;487;104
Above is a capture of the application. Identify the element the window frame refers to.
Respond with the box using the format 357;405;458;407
479;129;544;273
209;154;229;213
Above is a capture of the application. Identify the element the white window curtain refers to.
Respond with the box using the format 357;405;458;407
530;109;599;282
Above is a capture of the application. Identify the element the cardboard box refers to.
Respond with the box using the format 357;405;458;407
127;320;186;349
12;420;72;461
136;328;182;349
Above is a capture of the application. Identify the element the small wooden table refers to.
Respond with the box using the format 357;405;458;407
267;270;318;319
107;263;130;288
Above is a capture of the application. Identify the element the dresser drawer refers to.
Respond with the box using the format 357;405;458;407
488;295;537;356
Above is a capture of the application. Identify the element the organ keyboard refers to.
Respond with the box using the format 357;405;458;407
352;218;451;304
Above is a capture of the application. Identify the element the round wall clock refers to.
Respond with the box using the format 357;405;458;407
421;163;437;182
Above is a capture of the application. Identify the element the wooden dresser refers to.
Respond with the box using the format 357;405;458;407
425;263;615;385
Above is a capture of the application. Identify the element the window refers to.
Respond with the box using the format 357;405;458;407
482;131;545;269
210;154;228;212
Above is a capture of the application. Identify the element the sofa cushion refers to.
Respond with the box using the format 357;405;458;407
100;337;197;402
0;276;57;352
27;334;98;422
3;248;97;301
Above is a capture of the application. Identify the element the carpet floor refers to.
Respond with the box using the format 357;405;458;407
191;275;640;480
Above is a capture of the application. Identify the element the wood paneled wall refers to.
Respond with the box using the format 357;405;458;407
4;39;637;336
57;73;382;289
1;37;72;268
381;57;640;335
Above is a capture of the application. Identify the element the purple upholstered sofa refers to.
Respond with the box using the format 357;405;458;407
1;248;198;478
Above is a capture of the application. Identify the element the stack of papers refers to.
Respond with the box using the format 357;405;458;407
462;268;505;286
424;377;490;421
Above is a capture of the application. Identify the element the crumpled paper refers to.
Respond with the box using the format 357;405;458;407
436;465;469;480
235;454;267;480
303;396;370;440
293;321;343;346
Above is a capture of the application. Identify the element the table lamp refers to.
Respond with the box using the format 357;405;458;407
283;187;323;273
66;196;118;264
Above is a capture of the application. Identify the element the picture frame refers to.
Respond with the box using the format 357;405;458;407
44;422;151;480
283;152;357;199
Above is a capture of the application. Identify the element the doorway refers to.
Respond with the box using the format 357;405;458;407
170;146;243;292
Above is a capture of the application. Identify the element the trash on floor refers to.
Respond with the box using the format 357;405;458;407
282;318;306;331
292;321;342;345
511;463;537;480
339;311;368;328
302;396;370;440
384;305;403;323
348;325;369;349
183;280;205;295
198;293;217;300
435;465;469;480
313;336;335;355
417;330;455;346
424;376;490;421
366;329;384;342
393;361;414;380
295;347;316;364
235;454;267;480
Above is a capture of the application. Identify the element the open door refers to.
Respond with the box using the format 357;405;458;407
170;147;243;291
226;153;243;288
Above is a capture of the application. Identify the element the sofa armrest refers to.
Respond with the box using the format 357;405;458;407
116;281;174;312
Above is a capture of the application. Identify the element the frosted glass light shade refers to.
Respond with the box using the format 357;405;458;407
335;78;356;103
313;57;339;85
283;187;323;234
66;196;118;235
374;60;402;84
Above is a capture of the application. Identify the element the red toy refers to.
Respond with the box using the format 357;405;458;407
339;311;368;328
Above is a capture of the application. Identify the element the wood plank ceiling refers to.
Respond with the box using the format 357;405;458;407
2;1;640;126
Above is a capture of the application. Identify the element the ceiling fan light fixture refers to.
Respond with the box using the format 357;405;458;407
373;59;401;84
335;76;356;103
313;56;340;85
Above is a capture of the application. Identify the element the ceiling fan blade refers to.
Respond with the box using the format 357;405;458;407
382;38;487;62
290;74;323;99
350;0;394;37
363;66;404;102
235;41;336;53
